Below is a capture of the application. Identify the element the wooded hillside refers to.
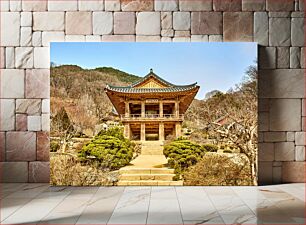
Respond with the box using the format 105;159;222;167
50;65;140;136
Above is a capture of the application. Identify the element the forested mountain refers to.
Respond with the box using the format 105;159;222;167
50;65;140;135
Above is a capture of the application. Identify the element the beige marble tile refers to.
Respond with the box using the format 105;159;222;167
108;187;150;224
3;191;63;224
0;183;27;199
0;184;304;224
5;183;49;199
1;197;34;221
76;187;124;224
176;187;216;221
277;184;305;202
147;187;183;224
39;188;97;224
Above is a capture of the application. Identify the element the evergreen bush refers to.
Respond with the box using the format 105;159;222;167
223;150;232;153
97;126;125;140
163;139;206;177
202;144;218;152
78;127;134;170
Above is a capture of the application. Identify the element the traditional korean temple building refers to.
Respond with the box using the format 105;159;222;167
105;69;200;142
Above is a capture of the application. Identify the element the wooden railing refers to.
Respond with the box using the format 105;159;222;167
121;114;184;120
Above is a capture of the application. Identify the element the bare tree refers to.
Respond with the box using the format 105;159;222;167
185;64;258;185
51;107;76;153
211;65;258;185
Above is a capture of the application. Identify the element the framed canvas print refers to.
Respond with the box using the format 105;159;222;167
50;42;258;186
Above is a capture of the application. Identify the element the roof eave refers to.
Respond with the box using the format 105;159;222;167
104;85;199;94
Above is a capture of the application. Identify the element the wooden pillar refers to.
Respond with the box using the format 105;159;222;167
159;100;163;117
141;123;146;141
124;124;130;139
141;101;145;118
175;101;179;118
159;122;164;141
125;101;130;117
175;122;182;138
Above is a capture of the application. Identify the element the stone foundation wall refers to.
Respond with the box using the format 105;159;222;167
0;0;305;184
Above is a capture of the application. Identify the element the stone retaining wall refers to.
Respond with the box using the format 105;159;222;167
0;0;305;184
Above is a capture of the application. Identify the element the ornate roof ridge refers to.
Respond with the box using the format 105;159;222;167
106;69;197;90
105;84;199;94
106;82;198;89
130;69;174;88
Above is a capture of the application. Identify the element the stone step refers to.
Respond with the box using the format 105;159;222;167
141;150;164;155
142;143;163;146
117;180;183;186
141;141;163;144
141;147;163;150
119;168;174;175
141;147;163;151
120;174;175;181
141;143;164;155
141;145;163;149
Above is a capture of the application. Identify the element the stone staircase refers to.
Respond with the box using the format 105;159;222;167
117;168;183;186
117;141;183;186
140;141;164;155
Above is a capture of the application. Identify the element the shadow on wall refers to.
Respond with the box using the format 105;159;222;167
257;67;305;185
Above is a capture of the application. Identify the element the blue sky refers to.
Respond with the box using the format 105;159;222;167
51;42;257;99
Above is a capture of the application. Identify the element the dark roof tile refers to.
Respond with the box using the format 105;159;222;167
105;69;198;93
106;83;198;93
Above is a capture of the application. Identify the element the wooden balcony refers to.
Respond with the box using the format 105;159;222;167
120;114;184;122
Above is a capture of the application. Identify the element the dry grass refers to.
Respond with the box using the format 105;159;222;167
183;153;253;186
50;153;118;186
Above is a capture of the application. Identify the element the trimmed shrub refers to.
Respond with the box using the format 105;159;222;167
163;139;206;178
223;150;232;153
202;144;218;152
97;126;125;140
78;127;134;170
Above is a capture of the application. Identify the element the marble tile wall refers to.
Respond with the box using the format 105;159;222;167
0;0;305;184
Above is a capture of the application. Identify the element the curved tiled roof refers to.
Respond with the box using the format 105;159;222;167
106;83;198;93
130;69;174;88
105;69;199;93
